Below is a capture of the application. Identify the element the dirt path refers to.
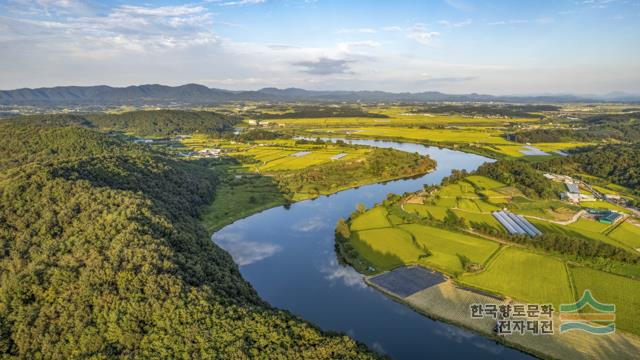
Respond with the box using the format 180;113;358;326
523;209;586;226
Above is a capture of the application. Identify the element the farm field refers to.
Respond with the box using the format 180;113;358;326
264;109;538;128
351;228;426;270
406;280;640;360
607;222;640;250
200;165;285;232
400;223;500;274
459;247;574;306
314;126;513;145
491;142;592;158
570;266;640;335
351;206;391;231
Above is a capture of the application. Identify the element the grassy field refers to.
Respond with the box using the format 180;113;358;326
460;247;575;306
401;223;500;274
406;281;640;360
570;266;640;335
201;165;285;233
465;175;506;189
351;207;391;231
607;222;640;250
529;217;640;253
315;126;513;145
351;228;426;270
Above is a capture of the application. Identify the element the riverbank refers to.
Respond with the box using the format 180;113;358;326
365;268;640;360
203;140;437;233
210;139;533;359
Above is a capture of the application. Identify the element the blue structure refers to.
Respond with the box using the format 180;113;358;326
493;210;542;237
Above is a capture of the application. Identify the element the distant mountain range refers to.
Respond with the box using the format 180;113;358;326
1;84;639;106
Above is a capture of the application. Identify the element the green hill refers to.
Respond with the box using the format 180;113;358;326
0;124;377;358
4;110;240;136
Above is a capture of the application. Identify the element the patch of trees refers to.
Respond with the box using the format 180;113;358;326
509;128;591;143
235;128;285;141
4;110;241;136
537;144;640;191
471;222;639;264
511;112;640;143
475;160;557;199
411;104;558;118
274;148;436;199
250;105;389;119
0;124;378;359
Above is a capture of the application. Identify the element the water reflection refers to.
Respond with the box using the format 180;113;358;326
212;139;530;360
214;232;281;266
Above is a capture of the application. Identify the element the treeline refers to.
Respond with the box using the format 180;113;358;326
0;124;378;359
3;109;241;136
537;143;640;191
411;104;558;118
249;105;389;119
471;222;639;264
511;112;640;143
475;160;558;199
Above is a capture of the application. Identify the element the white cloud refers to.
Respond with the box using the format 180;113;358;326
407;24;440;45
488;17;554;26
336;27;377;34
219;0;266;6
438;19;472;28
381;26;403;32
116;5;206;17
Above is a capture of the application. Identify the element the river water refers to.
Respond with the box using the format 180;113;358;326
212;139;533;359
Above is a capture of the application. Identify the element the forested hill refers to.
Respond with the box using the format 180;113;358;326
0;124;378;358
538;144;640;192
2;84;638;106
4;110;241;136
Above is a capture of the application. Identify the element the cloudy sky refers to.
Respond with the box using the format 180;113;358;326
1;0;639;94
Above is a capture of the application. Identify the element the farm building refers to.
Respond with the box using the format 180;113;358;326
197;148;221;158
492;210;542;237
599;212;622;225
565;183;580;194
290;151;311;157
587;209;623;225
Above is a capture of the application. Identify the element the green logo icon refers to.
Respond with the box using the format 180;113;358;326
559;290;615;334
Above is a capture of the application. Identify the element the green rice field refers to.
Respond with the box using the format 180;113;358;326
460;247;575;306
570;266;640;335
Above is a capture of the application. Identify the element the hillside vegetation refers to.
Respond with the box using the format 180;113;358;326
0;124;377;359
4;110;240;136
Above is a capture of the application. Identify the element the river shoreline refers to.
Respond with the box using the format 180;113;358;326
211;138;534;360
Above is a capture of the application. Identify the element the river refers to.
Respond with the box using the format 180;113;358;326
212;139;533;359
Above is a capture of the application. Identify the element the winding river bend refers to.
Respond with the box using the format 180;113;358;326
212;139;532;359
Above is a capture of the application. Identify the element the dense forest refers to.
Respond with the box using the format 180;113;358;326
512;112;640;143
537;144;640;192
0;124;378;358
411;104;558;118
4;110;240;136
246;105;389;119
475;160;558;199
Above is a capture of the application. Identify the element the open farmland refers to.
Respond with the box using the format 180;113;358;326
351;206;391;230
459;247;575;306
570;266;640;335
351;228;427;270
316;126;513;145
400;223;500;274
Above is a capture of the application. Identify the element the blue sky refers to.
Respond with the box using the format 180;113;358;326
1;0;639;94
